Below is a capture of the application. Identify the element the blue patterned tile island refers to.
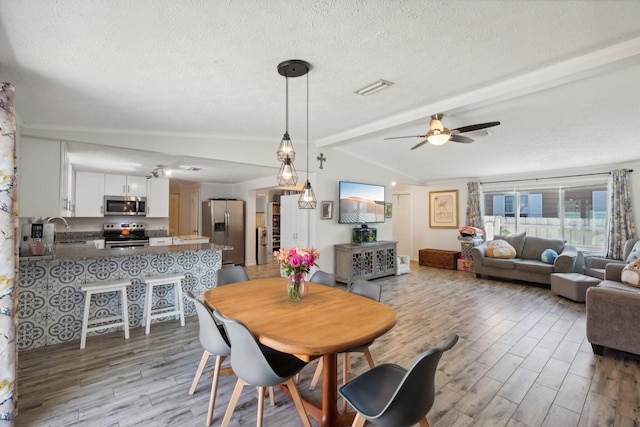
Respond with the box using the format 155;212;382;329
18;243;225;350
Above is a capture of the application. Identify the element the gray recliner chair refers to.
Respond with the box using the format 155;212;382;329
585;238;640;279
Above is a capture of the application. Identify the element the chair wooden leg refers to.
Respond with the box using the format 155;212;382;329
343;353;350;385
268;386;275;406
351;413;366;427
363;348;375;368
206;355;224;426
285;378;312;427
309;358;323;390
419;417;430;427
221;378;246;427
189;350;211;395
257;386;265;427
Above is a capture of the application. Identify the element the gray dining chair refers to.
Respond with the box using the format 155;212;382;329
216;265;249;286
309;269;335;287
185;291;232;426
213;310;312;427
339;333;459;427
310;279;382;391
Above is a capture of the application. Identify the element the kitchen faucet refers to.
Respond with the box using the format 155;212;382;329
46;216;70;229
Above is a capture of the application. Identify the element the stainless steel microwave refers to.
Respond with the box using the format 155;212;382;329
104;196;147;216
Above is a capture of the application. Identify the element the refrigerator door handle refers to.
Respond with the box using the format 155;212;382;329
225;211;229;238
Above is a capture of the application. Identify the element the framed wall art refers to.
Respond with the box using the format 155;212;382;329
429;190;458;228
385;203;393;218
321;201;333;220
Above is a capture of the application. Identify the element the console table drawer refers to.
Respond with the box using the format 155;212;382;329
419;249;461;270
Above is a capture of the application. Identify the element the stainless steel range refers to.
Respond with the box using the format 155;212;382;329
103;222;149;249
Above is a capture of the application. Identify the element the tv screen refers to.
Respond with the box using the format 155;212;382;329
339;181;386;224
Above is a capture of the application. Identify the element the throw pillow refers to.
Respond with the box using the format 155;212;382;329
624;241;640;264
487;240;516;259
541;249;558;264
621;260;640;288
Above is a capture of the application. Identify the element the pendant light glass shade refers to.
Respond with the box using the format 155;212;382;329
277;132;295;161
277;156;298;186
298;180;317;209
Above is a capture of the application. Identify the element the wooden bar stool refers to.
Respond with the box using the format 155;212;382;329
141;273;186;334
80;279;131;349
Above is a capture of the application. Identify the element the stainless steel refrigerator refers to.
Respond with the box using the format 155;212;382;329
202;199;245;266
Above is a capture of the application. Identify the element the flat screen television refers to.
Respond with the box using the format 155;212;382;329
338;181;386;224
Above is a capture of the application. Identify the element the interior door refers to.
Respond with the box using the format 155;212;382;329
392;193;413;259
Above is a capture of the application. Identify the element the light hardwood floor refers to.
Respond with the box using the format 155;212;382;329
17;262;640;426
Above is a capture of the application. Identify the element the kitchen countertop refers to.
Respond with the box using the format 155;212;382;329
19;242;231;262
172;234;210;240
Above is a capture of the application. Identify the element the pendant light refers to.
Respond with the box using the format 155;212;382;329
276;60;308;186
276;75;295;162
298;67;317;209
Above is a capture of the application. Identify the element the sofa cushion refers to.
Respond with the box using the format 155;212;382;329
514;260;555;274
521;236;564;261
487;240;516;259
483;257;516;270
597;279;640;293
495;233;526;258
541;249;558;264
625;241;640;264
621;260;640;288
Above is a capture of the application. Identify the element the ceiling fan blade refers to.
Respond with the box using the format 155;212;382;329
450;134;474;143
452;121;500;134
410;140;429;150
383;135;427;140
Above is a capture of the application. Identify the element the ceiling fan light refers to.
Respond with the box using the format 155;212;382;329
426;129;451;146
277;156;298;186
277;132;296;162
298;180;317;209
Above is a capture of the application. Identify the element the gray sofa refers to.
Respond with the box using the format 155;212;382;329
586;262;640;356
471;233;577;285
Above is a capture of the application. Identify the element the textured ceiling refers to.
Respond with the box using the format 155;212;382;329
2;0;640;184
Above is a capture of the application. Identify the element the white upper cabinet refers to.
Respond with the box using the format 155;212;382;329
18;137;71;218
146;177;169;217
74;171;105;217
104;174;147;197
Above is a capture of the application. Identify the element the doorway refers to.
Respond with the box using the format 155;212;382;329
169;193;180;236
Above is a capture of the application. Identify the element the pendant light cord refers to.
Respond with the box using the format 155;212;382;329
306;72;309;180
285;75;289;133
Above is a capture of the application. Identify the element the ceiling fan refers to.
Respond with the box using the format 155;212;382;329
384;114;500;150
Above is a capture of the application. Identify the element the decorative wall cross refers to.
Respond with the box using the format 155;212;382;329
316;153;326;169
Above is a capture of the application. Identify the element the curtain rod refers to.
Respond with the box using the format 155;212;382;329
480;169;633;185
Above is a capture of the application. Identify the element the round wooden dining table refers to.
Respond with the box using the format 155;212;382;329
202;277;397;427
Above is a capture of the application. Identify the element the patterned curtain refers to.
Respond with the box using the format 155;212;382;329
466;181;485;235
606;169;635;259
0;83;17;424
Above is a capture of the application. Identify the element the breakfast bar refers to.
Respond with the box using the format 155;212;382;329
17;243;226;350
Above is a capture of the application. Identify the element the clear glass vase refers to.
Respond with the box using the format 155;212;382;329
288;276;306;301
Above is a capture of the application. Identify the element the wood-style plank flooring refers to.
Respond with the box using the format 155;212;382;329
17;262;640;426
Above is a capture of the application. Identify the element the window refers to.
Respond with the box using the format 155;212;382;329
482;179;608;251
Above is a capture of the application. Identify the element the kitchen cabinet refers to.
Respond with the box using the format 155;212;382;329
334;241;397;286
18;137;72;218
146;177;169;217
104;174;147;197
279;194;309;249
74;171;105;217
149;237;173;246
